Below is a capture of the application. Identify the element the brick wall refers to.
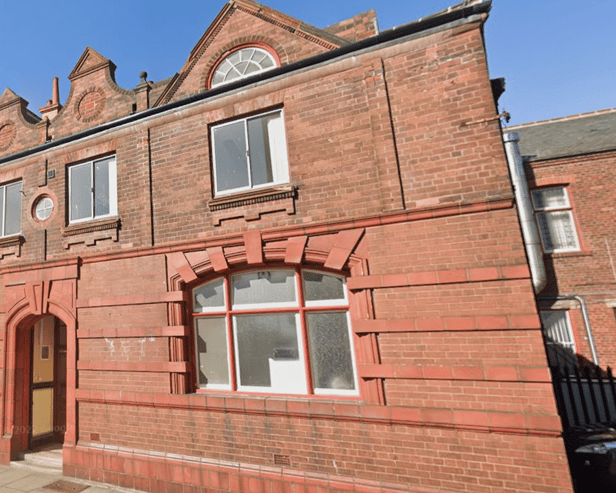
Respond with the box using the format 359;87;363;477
0;3;574;492
529;150;616;367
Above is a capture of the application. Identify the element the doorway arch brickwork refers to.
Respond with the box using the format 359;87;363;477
0;263;77;464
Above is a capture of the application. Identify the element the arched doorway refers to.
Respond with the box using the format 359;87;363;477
10;315;67;456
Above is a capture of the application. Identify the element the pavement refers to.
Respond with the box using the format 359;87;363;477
0;462;140;493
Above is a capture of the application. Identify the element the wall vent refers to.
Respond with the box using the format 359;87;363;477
273;454;290;466
90;432;101;442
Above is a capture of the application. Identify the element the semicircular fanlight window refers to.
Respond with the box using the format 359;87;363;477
211;47;277;88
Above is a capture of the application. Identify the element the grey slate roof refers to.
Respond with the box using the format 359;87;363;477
505;109;616;162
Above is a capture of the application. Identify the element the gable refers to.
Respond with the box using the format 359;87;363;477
157;0;349;105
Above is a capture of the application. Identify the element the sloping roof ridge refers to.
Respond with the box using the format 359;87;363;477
231;0;350;48
506;107;616;130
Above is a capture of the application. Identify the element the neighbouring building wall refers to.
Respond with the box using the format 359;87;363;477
511;109;616;369
0;2;573;492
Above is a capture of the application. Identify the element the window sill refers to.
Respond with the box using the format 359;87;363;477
546;249;592;258
208;185;297;226
0;234;24;260
62;216;121;249
194;390;363;415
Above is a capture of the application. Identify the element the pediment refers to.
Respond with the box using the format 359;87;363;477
156;0;349;105
69;47;114;81
0;88;22;111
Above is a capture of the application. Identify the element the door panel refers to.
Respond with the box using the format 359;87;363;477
29;316;66;446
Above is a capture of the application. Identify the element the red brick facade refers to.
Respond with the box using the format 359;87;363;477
0;1;573;492
511;109;616;369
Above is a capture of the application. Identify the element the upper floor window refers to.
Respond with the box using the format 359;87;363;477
0;181;21;237
211;47;277;88
192;268;358;396
211;110;289;195
68;156;117;223
531;187;580;253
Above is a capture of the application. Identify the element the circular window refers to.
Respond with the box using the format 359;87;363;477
211;47;277;88
34;196;54;221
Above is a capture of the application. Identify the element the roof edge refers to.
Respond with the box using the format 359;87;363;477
506;107;616;130
0;0;491;166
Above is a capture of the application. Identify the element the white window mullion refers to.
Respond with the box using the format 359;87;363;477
0;186;6;237
244;119;253;190
89;162;95;219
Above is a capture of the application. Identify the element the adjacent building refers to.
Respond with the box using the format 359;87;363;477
509;109;616;370
0;1;573;491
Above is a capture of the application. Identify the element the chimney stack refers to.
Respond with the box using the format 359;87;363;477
39;77;63;121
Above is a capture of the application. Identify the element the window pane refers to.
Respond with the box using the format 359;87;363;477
70;163;92;221
193;278;225;312
235;313;303;392
303;271;345;302
231;270;296;306
540;310;576;367
213;121;250;192
94;158;110;217
247;114;276;186
0;187;4;236
4;182;21;236
306;312;355;391
532;188;569;210
196;317;229;387
537;211;578;252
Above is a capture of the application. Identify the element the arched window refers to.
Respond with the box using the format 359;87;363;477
210;47;277;88
192;268;358;396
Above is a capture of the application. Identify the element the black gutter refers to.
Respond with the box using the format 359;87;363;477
0;0;491;166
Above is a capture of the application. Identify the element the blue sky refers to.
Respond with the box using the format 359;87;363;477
0;0;614;126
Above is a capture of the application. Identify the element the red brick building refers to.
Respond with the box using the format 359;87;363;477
0;1;573;491
510;109;616;370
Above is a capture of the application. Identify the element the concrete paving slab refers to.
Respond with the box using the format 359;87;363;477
0;465;142;493
3;473;56;491
0;468;33;486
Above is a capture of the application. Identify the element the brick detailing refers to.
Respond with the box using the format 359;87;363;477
352;313;541;333
73;391;562;437
233;2;343;50
284;235;308;264
243;230;263;264
0;122;15;151
75;87;106;122
0;235;23;260
348;263;530;290
62;217;120;249
206;246;228;272
75;291;184;308
76;325;188;339
166;252;198;284
324;228;364;269
358;363;551;383
211;190;296;225
76;361;187;372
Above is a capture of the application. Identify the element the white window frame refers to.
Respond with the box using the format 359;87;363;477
211;109;289;196
192;268;359;397
540;310;576;353
210;47;277;88
68;156;117;224
531;187;580;253
0;181;22;237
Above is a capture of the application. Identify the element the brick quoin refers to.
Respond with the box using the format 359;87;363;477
0;1;573;492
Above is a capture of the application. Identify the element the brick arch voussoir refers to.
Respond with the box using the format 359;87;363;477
6;298;75;336
201;36;288;90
